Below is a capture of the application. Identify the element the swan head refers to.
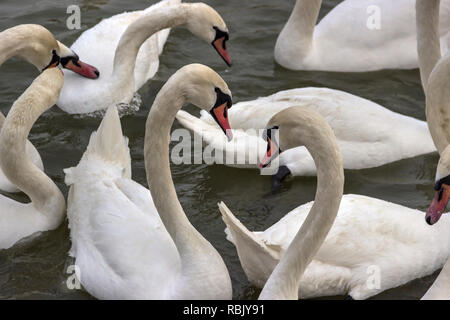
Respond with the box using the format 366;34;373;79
14;25;99;79
56;41;100;79
259;107;331;169
427;146;450;225
185;3;232;66
179;63;233;140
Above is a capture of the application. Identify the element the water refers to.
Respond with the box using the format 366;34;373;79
0;0;441;299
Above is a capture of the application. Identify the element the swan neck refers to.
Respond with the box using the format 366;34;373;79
112;4;188;85
260;118;344;300
416;0;441;90
275;0;322;61
0;75;65;217
144;73;211;255
0;28;24;66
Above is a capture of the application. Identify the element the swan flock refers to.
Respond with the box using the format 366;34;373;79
0;0;449;301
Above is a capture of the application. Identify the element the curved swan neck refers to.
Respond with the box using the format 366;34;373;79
416;0;441;90
144;71;212;255
259;111;344;300
425;56;450;154
0;70;65;217
0;27;26;66
112;4;188;84
422;257;450;299
275;0;322;62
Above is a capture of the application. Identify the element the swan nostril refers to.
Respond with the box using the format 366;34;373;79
426;216;432;225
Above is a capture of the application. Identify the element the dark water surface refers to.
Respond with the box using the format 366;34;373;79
0;0;440;299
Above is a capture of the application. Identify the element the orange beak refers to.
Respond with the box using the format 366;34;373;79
63;59;100;79
212;37;232;67
426;184;450;225
260;137;280;169
210;102;232;141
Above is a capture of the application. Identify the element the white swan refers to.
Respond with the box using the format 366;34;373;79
57;1;232;114
176;87;435;189
64;64;233;299
416;0;450;300
0;68;66;250
219;106;450;300
0;24;99;193
275;0;450;72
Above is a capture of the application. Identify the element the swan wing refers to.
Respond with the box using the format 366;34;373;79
67;175;180;299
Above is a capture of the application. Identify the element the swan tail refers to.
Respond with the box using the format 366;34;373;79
218;201;280;288
85;106;132;178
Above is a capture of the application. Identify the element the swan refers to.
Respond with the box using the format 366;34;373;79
0;68;66;250
176;87;435;190
57;1;232;114
415;0;450;300
275;0;450;72
218;106;450;300
0;24;99;193
63;64;233;299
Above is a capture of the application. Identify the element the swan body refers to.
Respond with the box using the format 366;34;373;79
65;64;233;299
275;0;450;72
176;87;436;176
221;195;450;299
219;106;450;299
57;1;231;114
64;108;175;299
0;69;66;250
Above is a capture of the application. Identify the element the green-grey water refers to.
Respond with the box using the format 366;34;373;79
0;0;441;299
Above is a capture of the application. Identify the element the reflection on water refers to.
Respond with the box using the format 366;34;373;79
0;0;442;300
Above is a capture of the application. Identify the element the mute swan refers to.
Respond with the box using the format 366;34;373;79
57;1;232;114
219;106;450;300
415;0;450;300
0;24;99;193
176;88;435;190
275;0;450;72
64;64;233;299
0;68;66;250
